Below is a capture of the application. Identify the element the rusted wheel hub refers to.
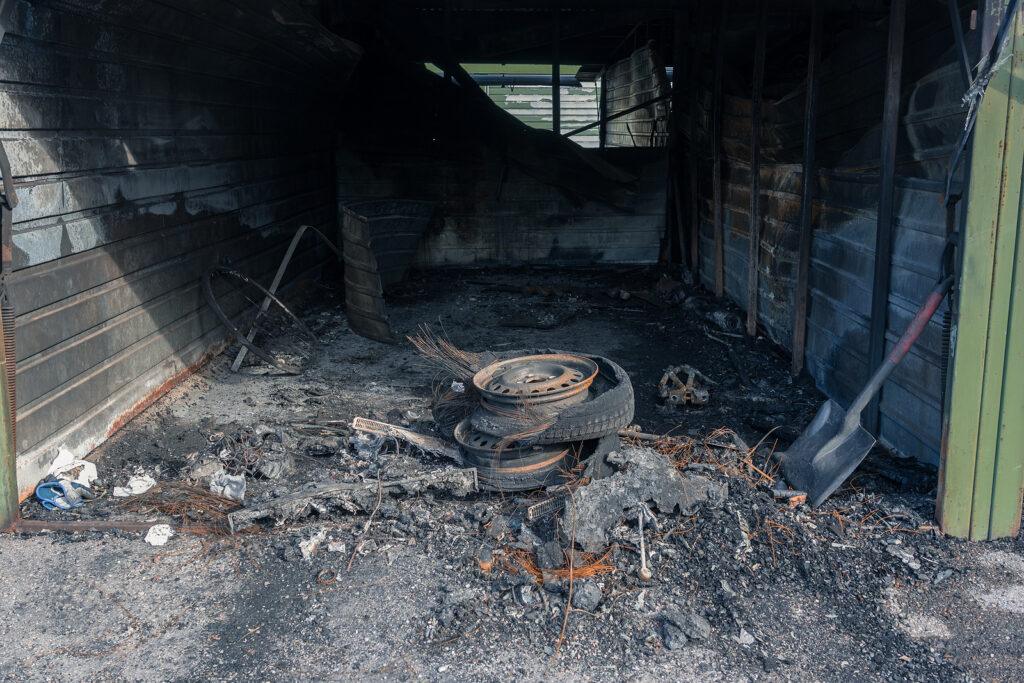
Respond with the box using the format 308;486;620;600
472;354;598;406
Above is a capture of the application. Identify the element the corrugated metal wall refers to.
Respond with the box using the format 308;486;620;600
696;10;969;465
0;0;354;493
603;44;670;148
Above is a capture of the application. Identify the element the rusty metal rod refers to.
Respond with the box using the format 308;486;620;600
11;519;165;533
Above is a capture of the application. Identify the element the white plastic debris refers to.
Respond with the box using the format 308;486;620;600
144;524;174;546
47;446;98;488
210;471;246;501
299;529;328;561
451;381;465;393
113;474;156;497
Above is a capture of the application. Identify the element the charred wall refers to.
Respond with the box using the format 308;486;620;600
695;6;971;465
337;143;667;267
335;55;667;267
0;0;356;492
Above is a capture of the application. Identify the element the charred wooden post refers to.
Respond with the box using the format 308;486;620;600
686;5;702;274
670;9;687;264
866;0;906;435
552;6;561;134
746;0;767;336
791;3;823;376
712;0;728;297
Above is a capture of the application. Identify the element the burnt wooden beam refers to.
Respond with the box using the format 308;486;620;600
746;0;767;337
866;0;906;435
712;0;728;297
791;2;823;376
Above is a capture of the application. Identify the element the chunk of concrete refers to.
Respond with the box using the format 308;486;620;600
665;608;712;640
571;580;603;612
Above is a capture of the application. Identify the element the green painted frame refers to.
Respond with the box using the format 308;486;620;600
938;6;1024;540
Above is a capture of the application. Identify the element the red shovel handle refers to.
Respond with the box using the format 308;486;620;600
886;275;955;366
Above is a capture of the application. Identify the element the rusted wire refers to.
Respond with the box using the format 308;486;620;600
118;482;241;534
408;323;481;380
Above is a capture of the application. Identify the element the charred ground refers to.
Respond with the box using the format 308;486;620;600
2;267;1021;681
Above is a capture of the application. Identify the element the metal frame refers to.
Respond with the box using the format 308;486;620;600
230;225;339;371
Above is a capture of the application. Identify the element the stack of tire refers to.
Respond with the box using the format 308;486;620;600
452;351;634;491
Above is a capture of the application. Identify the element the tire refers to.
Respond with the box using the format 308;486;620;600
469;349;634;444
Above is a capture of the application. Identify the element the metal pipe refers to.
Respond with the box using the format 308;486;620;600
791;2;823;376
746;0;767;337
866;0;907;435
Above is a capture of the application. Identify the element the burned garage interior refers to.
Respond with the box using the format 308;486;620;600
0;0;1022;678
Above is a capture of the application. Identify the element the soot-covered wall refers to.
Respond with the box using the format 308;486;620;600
695;6;972;464
0;0;358;493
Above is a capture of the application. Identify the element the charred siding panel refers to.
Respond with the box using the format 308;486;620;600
697;10;968;465
0;0;346;491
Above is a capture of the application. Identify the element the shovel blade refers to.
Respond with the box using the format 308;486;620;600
780;399;876;508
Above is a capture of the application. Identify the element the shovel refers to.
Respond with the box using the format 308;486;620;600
780;273;955;507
